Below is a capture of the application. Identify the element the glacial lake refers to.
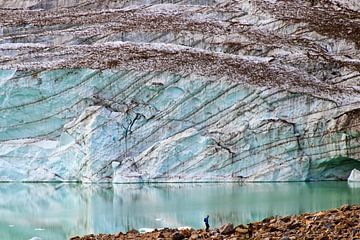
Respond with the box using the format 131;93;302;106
1;182;360;240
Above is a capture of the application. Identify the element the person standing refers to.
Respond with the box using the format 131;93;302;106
204;215;210;231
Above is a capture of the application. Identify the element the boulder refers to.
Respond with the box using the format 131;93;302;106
219;223;234;235
235;226;249;234
190;233;199;239
128;229;139;234
171;231;185;240
180;228;192;238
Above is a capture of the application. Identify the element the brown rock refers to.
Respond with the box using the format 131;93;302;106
69;237;81;240
340;204;351;211
280;216;291;223
127;229;139;234
190;233;199;239
219;223;234;235
155;231;165;238
171;231;185;240
210;235;223;240
180;229;192;238
287;221;302;230
235;225;249;235
269;218;277;224
268;224;279;232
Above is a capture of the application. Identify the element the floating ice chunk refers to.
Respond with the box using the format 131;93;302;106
138;228;155;233
29;237;42;240
348;169;360;182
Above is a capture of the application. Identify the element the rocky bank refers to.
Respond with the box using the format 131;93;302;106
1;0;360;182
73;204;360;240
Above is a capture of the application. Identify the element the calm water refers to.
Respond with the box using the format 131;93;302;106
1;182;360;240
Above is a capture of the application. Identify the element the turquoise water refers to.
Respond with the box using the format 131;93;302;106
1;182;360;240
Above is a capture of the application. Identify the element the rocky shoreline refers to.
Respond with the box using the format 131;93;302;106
72;204;360;240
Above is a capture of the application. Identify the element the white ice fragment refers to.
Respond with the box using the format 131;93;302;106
348;169;360;182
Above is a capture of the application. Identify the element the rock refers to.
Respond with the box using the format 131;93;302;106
268;224;279;232
348;169;360;182
210;235;223;240
280;237;290;240
219;223;234;235
280;216;291;223
69;237;81;240
235;226;249;235
128;229;139;234
190;233;199;239
114;232;123;238
171;231;185;240
287;221;302;230
155;232;164;238
262;217;273;223
235;224;249;236
180;229;192;238
340;204;351;211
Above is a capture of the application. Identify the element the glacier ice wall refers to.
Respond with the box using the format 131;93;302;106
1;0;360;182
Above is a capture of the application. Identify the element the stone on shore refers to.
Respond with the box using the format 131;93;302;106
171;232;184;240
219;223;234;235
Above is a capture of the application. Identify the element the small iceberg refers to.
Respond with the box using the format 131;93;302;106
348;169;360;182
138;228;155;233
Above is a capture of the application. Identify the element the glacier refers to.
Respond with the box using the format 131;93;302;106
1;0;360;182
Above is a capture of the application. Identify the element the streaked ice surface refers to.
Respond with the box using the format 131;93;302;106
1;182;360;240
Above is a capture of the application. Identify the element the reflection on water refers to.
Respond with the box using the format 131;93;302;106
1;182;360;239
